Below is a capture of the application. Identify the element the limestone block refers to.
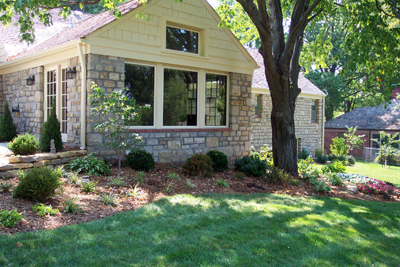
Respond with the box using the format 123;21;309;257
33;160;51;167
146;139;158;146
51;158;71;165
206;137;219;147
194;138;205;144
159;151;172;163
8;156;36;164
12;163;34;169
0;164;14;171
168;141;181;150
34;153;59;161
0;171;17;178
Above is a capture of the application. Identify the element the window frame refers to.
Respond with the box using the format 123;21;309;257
124;62;229;130
165;25;200;55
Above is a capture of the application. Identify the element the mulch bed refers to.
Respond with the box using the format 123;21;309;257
1;163;399;235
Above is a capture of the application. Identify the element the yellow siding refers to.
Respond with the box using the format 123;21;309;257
86;0;256;74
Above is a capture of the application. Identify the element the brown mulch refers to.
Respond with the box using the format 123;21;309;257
1;163;399;235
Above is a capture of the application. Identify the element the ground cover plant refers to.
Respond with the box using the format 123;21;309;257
346;162;400;187
67;154;111;176
0;194;399;266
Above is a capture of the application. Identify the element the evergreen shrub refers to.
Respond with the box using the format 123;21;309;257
13;167;62;202
206;150;229;172
234;155;268;177
182;154;213;177
7;133;39;155
40;105;63;152
0;101;17;142
125;150;155;171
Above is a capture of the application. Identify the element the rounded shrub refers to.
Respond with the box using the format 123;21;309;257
298;148;309;160
316;154;328;164
206;150;228;172
7;133;39;155
0;101;17;142
182;154;213;177
13;167;62;202
266;166;292;184
375;154;400;166
126;149;155;171
40;105;63;152
234;155;268;177
346;155;356;166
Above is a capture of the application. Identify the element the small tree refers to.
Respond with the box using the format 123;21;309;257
40;105;63;152
331;126;365;158
90;83;144;175
372;131;400;168
0;101;17;142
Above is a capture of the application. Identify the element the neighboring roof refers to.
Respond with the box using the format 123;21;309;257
325;100;400;130
246;47;325;96
6;0;141;60
0;9;93;60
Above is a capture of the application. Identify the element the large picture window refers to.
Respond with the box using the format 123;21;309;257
124;64;155;126
205;74;227;126
166;26;199;54
163;69;198;126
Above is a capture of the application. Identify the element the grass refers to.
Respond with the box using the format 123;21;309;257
1;193;399;266
347;161;400;187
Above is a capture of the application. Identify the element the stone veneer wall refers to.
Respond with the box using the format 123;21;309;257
251;93;324;156
1;67;44;139
85;54;252;163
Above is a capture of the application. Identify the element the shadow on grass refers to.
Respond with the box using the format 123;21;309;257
1;193;399;267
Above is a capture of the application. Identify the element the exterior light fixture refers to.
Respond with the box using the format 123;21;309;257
26;76;35;86
66;67;76;79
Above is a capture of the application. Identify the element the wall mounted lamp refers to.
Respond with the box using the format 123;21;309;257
26;76;35;86
66;67;76;79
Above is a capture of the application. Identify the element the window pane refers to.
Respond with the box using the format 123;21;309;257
255;95;259;117
205;74;227;126
125;64;155;126
311;100;317;122
166;26;198;54
164;69;198;126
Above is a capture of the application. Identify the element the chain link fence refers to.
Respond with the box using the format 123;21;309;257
363;147;380;162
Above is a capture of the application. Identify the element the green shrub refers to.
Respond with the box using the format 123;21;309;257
67;154;111;176
289;178;301;186
0;101;17;142
135;171;145;183
32;203;59;217
0;209;23;228
183;154;213;177
12;167;61;202
206;150;228;172
98;193;117;206
375;153;400;166
125;150;155;171
310;178;331;193
7;133;39;155
346;155;356;166
327;173;345;186
63;197;82;213
328;154;346;162
40;105;63;152
165;172;180;180
108;176;127;187
215;178;229;188
234;155;268;177
250;145;273;163
266;166;292;184
298;148;309;160
315;149;328;164
321;160;346;174
297;159;320;180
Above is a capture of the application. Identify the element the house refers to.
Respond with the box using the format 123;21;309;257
324;88;400;159
247;48;326;156
0;0;325;163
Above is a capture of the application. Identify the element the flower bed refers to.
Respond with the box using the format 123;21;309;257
337;173;396;195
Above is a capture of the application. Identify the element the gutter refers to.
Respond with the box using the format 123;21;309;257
77;39;87;150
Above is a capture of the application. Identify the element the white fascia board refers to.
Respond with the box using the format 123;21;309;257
252;87;325;99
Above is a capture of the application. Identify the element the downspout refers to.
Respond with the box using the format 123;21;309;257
322;96;325;152
77;40;87;150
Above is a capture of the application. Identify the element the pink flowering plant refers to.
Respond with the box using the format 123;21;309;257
357;179;395;195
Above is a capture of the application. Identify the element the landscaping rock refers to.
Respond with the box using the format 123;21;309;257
0;170;17;178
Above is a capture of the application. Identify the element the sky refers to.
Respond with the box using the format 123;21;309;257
207;0;220;8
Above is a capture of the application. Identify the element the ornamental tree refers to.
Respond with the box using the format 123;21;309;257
0;101;17;142
372;131;400;168
90;83;144;175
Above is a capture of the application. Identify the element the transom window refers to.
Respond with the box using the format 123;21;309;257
166;26;199;54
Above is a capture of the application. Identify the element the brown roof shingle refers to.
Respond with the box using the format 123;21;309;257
325;100;400;130
246;47;325;96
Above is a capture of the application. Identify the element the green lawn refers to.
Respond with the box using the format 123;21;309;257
1;194;399;266
347;162;400;187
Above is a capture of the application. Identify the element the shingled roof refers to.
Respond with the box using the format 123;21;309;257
246;47;325;96
325;100;400;130
0;9;93;61
4;0;141;60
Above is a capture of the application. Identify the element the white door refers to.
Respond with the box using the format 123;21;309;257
44;64;68;143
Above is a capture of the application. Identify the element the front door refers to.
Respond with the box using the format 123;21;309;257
44;64;68;143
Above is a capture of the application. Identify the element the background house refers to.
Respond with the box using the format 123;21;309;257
247;48;326;156
0;0;326;162
324;88;400;159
